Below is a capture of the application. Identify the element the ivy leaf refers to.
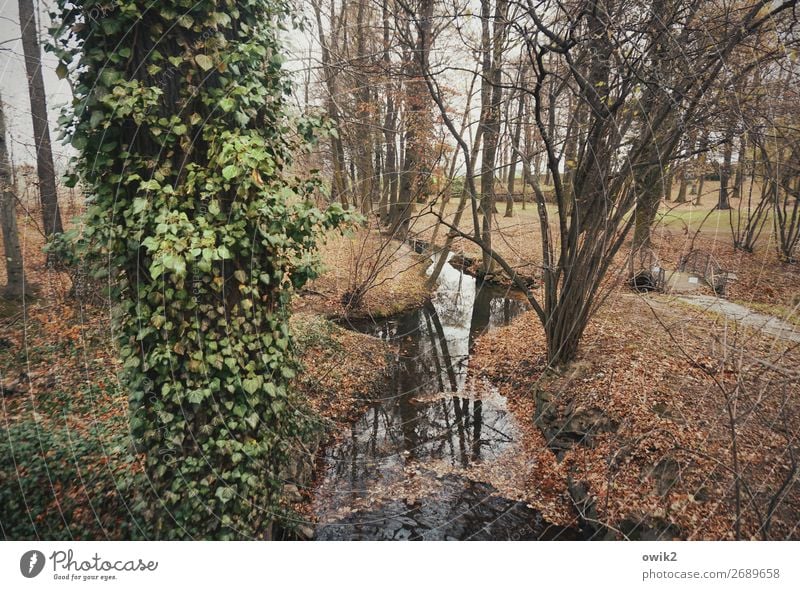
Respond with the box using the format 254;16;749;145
141;179;161;191
132;197;148;214
71;135;88;150
89;110;104;129
222;165;238;180
195;54;214;71
215;486;234;504
242;377;261;394
188;389;205;404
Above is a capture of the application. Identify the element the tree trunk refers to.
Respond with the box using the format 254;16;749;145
632;118;676;251
675;162;688;203
732;134;746;201
355;0;375;214
521;105;536;211
675;134;692;204
632;175;661;251
663;167;674;202
543;54;556;187
562;94;579;205
693;137;707;205
717;127;734;210
0;96;27;298
379;0;397;223
18;0;62;237
695;167;706;205
393;0;433;235
478;0;508;273
505;78;526;218
313;0;349;208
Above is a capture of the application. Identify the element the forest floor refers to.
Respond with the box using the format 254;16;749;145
0;213;431;538
1;191;798;539
470;293;800;539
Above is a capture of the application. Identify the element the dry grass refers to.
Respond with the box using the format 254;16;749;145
295;227;431;319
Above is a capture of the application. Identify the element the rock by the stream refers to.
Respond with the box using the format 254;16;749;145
567;475;682;540
534;387;618;455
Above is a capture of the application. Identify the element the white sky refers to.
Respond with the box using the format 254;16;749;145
0;0;74;169
0;0;480;172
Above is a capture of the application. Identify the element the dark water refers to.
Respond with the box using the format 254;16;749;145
312;255;579;540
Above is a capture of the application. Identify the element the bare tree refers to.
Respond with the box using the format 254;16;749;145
0;95;27;299
18;0;62;237
476;0;509;273
717;121;735;211
505;69;526;218
430;0;797;365
312;0;350;207
730;136;771;253
392;0;435;234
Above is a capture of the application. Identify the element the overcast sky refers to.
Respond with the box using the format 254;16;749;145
0;0;476;172
0;0;319;170
0;0;74;170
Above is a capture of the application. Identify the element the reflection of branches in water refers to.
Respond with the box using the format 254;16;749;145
422;309;448;393
317;266;528;532
473;400;483;462
329;393;516;485
425;302;460;392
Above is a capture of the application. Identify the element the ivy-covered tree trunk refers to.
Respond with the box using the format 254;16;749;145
52;0;344;539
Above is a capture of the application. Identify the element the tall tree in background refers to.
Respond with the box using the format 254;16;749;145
312;0;350;208
477;0;508;273
380;0;399;221
717;120;735;210
505;64;527;218
52;0;345;538
0;94;27;298
354;0;377;213
18;0;62;237
393;0;434;233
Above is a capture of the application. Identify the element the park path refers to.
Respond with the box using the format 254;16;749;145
677;295;800;343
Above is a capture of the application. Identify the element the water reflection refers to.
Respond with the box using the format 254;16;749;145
313;255;567;540
315;475;580;541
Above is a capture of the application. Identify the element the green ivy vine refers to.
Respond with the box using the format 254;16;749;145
50;0;347;539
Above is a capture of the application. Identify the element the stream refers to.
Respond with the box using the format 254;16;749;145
311;255;581;540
